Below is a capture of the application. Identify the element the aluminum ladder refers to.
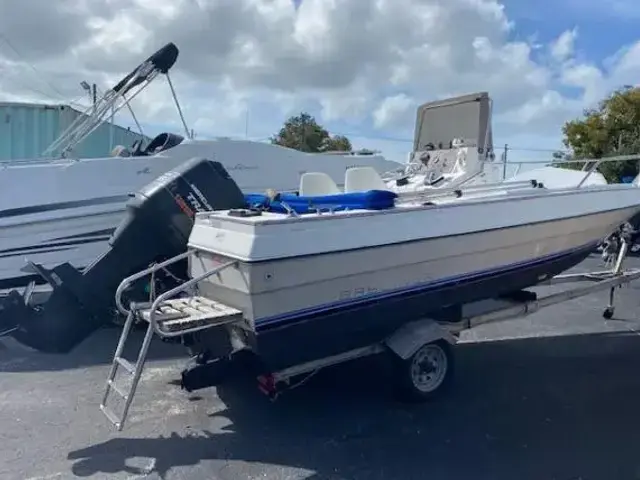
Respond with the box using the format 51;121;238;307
100;257;241;431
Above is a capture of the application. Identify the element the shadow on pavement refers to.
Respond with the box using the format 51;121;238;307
68;330;640;480
0;326;186;373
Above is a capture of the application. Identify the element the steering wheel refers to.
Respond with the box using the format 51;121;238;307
424;170;440;185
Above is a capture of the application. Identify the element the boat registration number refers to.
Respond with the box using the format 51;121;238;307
338;287;379;300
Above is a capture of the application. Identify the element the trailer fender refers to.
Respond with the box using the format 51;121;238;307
385;319;457;360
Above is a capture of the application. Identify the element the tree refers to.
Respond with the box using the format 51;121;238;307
551;150;575;169
552;151;569;161
354;148;381;155
322;134;352;152
270;112;353;153
561;86;640;182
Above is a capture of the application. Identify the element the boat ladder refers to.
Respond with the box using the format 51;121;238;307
100;254;241;431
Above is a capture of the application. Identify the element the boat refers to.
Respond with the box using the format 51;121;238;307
176;167;640;373
74;152;640;431
0;42;401;289
0;142;637;429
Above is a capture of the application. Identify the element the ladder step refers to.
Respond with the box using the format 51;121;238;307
100;404;122;430
100;292;244;431
159;313;241;332
107;379;129;400
138;296;242;334
116;357;135;374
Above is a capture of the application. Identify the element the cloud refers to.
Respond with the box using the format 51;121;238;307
0;0;639;163
550;28;577;62
373;94;415;129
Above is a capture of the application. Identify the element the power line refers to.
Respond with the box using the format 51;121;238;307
0;32;68;100
0;34;92;111
506;146;568;153
327;130;568;154
0;73;57;100
331;131;413;143
222;126;570;155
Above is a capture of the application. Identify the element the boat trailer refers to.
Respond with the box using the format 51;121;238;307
99;240;640;431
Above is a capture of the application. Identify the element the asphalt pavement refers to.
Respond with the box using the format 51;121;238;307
2;254;640;480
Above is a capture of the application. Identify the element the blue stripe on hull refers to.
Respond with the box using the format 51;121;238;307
255;241;600;331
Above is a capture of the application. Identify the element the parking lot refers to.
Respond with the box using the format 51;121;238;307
2;254;640;480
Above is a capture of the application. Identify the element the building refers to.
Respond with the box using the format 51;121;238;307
0;101;150;161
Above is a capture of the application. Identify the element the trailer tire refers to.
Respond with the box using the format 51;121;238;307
393;340;454;402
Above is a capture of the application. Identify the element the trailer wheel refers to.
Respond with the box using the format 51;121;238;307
394;340;453;402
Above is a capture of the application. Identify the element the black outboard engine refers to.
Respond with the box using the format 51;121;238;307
0;158;246;353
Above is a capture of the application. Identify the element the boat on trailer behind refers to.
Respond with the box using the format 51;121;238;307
0;41;401;290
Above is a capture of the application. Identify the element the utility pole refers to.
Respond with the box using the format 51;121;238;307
80;81;98;112
81;80;114;151
80;81;92;108
109;102;114;151
502;143;508;180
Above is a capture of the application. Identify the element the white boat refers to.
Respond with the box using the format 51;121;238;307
169;161;640;372
84;155;640;430
0;42;400;289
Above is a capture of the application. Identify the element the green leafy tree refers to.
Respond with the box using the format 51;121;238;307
561;86;640;182
270;112;353;153
322;134;352;152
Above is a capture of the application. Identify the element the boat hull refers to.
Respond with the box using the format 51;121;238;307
0;206;123;289
191;205;636;371
192;206;635;321
255;240;596;371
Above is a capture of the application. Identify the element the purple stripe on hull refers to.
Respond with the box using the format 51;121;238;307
256;241;599;331
249;241;598;371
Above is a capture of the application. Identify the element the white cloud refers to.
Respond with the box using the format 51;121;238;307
0;0;639;163
550;28;577;62
373;94;415;129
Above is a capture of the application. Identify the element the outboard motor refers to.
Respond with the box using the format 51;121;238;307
0;158;246;353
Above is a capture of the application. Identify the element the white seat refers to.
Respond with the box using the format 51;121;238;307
299;172;341;196
344;167;389;192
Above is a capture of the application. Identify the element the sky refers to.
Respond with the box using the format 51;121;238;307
0;0;638;165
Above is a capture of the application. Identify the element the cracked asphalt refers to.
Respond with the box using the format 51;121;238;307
2;254;640;480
